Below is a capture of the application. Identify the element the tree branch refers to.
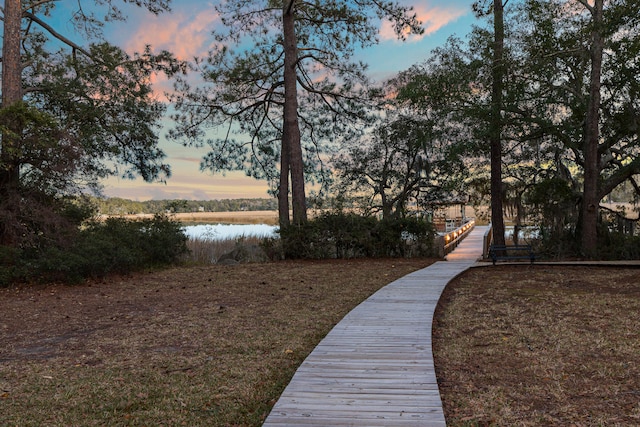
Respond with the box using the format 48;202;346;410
24;10;93;58
285;0;295;15
574;0;594;14
599;157;640;200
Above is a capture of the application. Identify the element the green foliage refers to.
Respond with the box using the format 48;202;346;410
534;224;640;261
5;4;184;190
0;215;188;286
395;0;640;256
30;42;178;184
1;2;185;248
0;190;97;252
533;227;580;260
278;212;435;259
526;178;579;235
531;203;640;260
597;232;640;260
0;246;25;286
53;215;187;281
333;111;468;219
377;216;436;256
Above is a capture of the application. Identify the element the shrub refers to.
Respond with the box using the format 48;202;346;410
1;214;188;285
534;222;640;261
0;246;26;286
596;231;640;260
67;214;188;278
533;226;580;260
137;215;190;264
378;216;435;257
278;212;435;259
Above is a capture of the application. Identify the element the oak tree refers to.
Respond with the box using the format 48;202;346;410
0;0;182;246
513;0;640;256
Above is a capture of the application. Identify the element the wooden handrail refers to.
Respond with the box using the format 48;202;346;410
437;219;476;257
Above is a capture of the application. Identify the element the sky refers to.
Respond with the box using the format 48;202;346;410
95;0;477;201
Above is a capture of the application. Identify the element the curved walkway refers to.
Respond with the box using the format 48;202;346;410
263;226;488;426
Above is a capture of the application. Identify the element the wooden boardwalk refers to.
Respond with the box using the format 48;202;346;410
263;226;488;426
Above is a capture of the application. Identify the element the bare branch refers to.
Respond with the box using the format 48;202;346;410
24;10;93;58
574;0;594;14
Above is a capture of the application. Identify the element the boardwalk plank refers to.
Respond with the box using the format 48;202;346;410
262;226;487;427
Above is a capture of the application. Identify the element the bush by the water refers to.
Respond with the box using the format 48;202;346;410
277;212;435;259
529;223;640;261
1;215;188;285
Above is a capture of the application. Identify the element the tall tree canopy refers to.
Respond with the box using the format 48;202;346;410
396;0;640;257
0;0;182;246
169;0;423;227
511;0;640;255
332;67;468;220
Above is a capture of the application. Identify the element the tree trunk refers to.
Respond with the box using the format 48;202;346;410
580;0;604;257
1;0;22;106
0;0;24;245
490;0;506;247
282;0;307;226
278;124;291;229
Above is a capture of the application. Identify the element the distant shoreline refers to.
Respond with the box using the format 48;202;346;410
99;210;280;225
98;202;638;226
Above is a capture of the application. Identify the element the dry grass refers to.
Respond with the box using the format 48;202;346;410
174;211;280;225
106;211;280;225
3;261;639;426
0;258;433;426
185;238;238;264
433;265;640;427
184;237;269;264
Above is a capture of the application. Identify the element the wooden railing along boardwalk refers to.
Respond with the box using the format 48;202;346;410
263;226;488;426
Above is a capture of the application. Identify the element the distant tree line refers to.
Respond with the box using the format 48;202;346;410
93;197;278;215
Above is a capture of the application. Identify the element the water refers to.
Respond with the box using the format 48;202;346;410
183;223;278;241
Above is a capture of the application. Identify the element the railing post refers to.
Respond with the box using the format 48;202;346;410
483;225;493;260
434;235;445;258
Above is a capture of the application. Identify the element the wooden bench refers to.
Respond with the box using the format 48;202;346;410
489;244;535;265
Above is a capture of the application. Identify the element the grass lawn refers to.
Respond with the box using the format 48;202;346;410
1;260;639;426
434;264;640;426
0;258;433;426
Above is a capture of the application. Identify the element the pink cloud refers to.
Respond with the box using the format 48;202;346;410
102;170;270;201
380;5;468;42
123;7;219;61
116;7;219;99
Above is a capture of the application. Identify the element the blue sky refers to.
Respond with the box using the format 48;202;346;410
95;0;477;201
